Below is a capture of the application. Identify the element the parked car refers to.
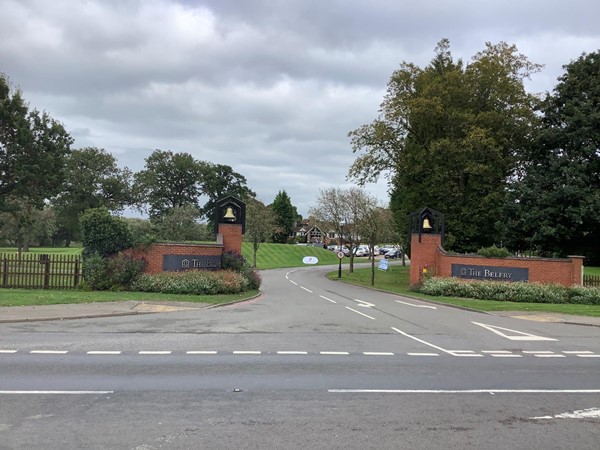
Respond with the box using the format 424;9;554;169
353;246;370;257
379;246;397;255
384;248;403;259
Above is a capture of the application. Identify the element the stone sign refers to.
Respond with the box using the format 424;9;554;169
451;264;528;282
162;255;222;272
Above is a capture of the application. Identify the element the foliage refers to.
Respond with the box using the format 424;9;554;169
80;208;132;258
0;197;57;249
245;197;278;267
133;270;249;295
270;190;296;243
133;149;203;218
0;74;73;211
348;40;541;253
476;246;511;258
417;277;600;305
152;205;207;242
52;147;133;245
222;250;261;290
82;252;146;291
506;51;600;264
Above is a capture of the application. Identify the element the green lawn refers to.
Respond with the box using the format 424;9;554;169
0;247;82;255
329;266;600;317
242;242;349;269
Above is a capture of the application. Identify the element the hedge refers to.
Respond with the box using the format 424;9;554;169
132;270;250;295
417;277;600;305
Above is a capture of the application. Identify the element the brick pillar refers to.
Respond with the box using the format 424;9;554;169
409;233;442;287
568;255;585;287
218;223;243;255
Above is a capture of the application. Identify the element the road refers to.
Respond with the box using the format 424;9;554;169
1;265;599;449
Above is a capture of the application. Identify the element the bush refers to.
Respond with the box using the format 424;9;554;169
132;270;249;295
222;250;261;290
417;277;600;305
476;246;511;258
83;252;146;291
80;208;133;258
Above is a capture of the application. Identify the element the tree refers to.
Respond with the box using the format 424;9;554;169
348;40;541;252
245;197;278;267
508;51;600;263
153;205;209;242
52;147;133;245
0;74;73;211
270;190;297;243
198;162;255;230
0;197;57;251
133;149;203;218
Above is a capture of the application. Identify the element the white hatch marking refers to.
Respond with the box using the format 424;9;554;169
472;322;557;341
395;300;437;309
530;408;600;420
345;307;375;320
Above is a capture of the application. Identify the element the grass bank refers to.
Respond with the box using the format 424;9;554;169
328;266;600;317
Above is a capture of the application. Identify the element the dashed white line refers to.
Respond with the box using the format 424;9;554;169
30;350;68;354
0;350;17;354
363;352;394;356
329;389;600;394
490;354;522;358
233;351;261;355
300;286;313;293
320;351;349;355
319;295;337;304
534;354;566;358
407;353;439;357
523;351;554;354
577;354;600;358
138;351;172;355
563;351;593;354
186;351;218;355
277;351;308;355
345;307;375;320
0;391;114;395
290;280;298;285
87;351;122;355
482;351;513;354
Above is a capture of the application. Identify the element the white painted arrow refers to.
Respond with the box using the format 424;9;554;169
353;299;376;308
472;322;557;341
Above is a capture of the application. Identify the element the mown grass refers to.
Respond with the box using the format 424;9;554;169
329;266;600;317
241;242;349;269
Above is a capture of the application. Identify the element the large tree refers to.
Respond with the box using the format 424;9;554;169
270;190;296;243
348;40;541;252
52;147;133;245
133;149;203;218
507;51;600;263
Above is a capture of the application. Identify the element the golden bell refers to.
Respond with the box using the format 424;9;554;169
223;206;236;221
422;217;432;230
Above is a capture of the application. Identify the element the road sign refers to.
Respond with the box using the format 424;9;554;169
337;251;345;259
302;256;318;265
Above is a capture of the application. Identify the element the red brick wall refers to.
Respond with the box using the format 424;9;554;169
409;233;584;287
218;223;243;254
126;243;223;274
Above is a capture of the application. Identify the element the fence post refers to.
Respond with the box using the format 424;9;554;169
43;257;50;289
74;257;80;288
2;256;7;287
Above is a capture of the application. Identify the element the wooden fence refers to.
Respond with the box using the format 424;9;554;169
584;274;600;288
0;253;81;289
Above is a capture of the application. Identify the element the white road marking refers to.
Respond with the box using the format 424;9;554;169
482;350;512;354
346;307;375;320
186;351;218;355
320;295;337;304
523;351;554;354
353;299;376;308
290;280;298;285
300;286;313;293
233;351;261;355
30;350;68;354
320;351;349;355
329;389;600;394
138;351;172;355
0;350;17;354
392;327;454;355
534;354;566;358
472;322;557;341
407;353;439;356
363;352;394;356
0;391;114;395
277;351;308;355
491;354;522;358
577;354;600;358
87;351;122;355
562;351;593;354
530;408;600;420
395;300;437;309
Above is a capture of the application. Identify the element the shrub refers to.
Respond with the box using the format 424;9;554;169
80;208;132;258
222;250;262;290
132;270;249;295
476;246;511;258
417;277;600;305
82;252;146;291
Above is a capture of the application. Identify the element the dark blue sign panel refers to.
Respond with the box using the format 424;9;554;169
163;255;222;271
451;264;528;282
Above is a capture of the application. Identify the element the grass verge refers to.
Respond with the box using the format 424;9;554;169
0;288;259;307
328;266;600;317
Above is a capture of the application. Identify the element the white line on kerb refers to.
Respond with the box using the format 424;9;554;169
346;307;375;320
320;295;337;303
300;286;313;293
0;391;114;395
329;389;600;394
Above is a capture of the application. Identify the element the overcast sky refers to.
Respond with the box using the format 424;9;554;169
2;0;600;217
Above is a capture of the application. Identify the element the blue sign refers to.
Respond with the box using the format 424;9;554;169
378;259;389;271
451;264;528;282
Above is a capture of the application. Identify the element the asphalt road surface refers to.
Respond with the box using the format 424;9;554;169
1;265;599;449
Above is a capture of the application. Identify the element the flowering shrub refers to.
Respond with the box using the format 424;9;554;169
417;277;600;305
133;269;249;295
